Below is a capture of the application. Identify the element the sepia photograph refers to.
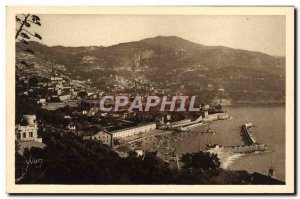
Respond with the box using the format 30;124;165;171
6;6;294;194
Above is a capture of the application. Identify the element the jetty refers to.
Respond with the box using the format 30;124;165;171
224;144;266;153
208;122;268;154
207;143;267;154
242;122;256;145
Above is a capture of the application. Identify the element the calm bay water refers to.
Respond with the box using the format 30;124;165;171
210;106;286;181
171;105;285;181
141;106;285;181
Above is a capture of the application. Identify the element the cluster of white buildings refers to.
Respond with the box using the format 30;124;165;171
83;123;157;147
40;75;85;110
47;76;78;102
111;123;156;139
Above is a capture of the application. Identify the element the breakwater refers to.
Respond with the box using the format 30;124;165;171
224;144;266;153
242;122;256;145
209;122;267;154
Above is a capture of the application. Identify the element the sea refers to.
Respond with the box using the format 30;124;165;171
173;105;285;182
217;106;286;181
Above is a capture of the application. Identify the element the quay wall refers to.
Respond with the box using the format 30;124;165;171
171;119;192;126
224;144;265;153
171;116;202;128
184;122;204;130
242;124;256;145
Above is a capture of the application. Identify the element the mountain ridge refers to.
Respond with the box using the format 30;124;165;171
20;35;285;59
40;35;284;58
16;36;285;103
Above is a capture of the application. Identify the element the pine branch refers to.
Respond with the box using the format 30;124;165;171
15;14;30;39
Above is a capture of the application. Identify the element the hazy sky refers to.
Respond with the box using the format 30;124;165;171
22;15;286;56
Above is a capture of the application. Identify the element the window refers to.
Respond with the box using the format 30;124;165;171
23;133;26;138
17;133;21;140
29;132;33;137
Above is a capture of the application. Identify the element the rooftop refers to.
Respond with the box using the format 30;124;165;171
110;122;156;134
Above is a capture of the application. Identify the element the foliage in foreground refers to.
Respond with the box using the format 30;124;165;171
16;131;249;184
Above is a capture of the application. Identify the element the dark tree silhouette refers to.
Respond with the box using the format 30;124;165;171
15;14;42;67
181;151;221;171
78;91;88;99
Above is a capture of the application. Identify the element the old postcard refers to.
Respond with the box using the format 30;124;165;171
6;6;294;194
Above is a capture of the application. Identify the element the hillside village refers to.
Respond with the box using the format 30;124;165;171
15;36;285;185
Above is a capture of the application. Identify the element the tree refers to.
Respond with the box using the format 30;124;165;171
15;141;25;180
181;151;221;171
215;104;223;110
78;91;88;99
28;76;39;87
15;14;42;67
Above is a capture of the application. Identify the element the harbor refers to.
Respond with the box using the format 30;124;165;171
114;106;284;181
207;106;285;181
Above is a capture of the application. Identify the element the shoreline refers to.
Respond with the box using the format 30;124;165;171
225;103;285;107
115;106;285;181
